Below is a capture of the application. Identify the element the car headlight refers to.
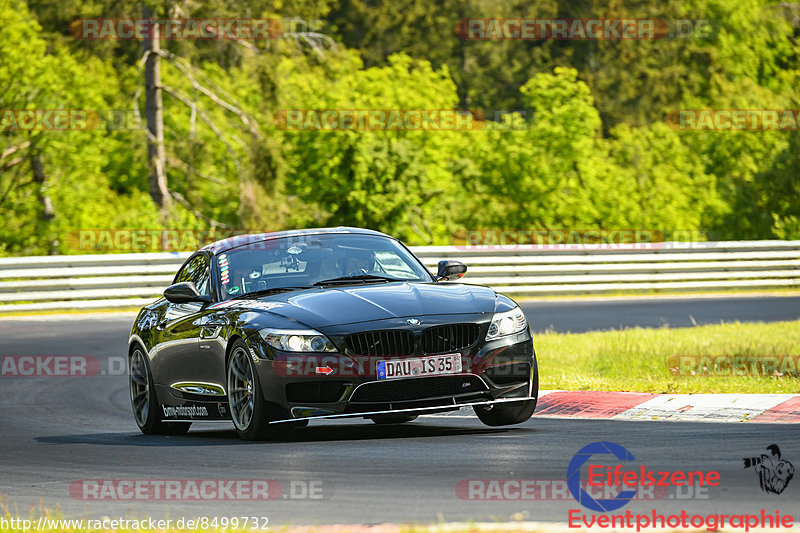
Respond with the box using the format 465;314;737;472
485;307;528;340
258;328;336;352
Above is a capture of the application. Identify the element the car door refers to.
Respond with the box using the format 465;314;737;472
149;253;212;388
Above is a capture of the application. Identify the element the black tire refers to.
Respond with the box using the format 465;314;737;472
475;357;539;427
369;415;418;425
129;346;191;435
474;399;537;426
227;339;271;440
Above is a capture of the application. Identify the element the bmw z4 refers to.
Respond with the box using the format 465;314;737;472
128;227;538;440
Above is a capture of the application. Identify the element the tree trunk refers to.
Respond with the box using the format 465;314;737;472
143;4;170;219
30;150;54;221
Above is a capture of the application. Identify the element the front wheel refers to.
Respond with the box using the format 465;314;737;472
474;399;537;426
129;347;191;435
227;340;270;440
475;357;538;427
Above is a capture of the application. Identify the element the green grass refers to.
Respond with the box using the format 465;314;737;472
536;319;800;393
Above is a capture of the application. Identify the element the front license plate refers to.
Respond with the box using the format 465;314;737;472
376;354;462;380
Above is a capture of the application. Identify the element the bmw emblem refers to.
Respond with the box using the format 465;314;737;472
406;318;421;325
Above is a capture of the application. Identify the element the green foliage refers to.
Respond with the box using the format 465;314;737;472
277;53;469;243
1;0;799;255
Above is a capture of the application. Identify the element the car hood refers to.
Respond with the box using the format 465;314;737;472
230;282;497;328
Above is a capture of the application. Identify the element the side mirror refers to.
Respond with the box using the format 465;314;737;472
436;260;467;281
164;282;212;304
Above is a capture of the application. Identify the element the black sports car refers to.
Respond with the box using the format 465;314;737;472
129;227;538;440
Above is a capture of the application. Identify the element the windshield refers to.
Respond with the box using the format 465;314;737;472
216;233;433;300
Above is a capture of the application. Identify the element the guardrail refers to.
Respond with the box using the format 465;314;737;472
0;241;798;312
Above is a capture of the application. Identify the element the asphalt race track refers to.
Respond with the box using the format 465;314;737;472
0;295;798;525
520;294;800;333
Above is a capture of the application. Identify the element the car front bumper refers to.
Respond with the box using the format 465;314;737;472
247;326;536;422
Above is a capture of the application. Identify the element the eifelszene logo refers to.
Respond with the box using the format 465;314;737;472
568;442;637;512
567;441;721;513
743;445;795;495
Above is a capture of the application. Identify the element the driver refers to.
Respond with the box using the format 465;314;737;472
229;266;252;294
343;250;375;276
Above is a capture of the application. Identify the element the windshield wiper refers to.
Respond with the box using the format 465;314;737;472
313;274;400;286
230;286;312;299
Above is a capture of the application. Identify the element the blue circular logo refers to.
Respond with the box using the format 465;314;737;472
567;441;637;513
